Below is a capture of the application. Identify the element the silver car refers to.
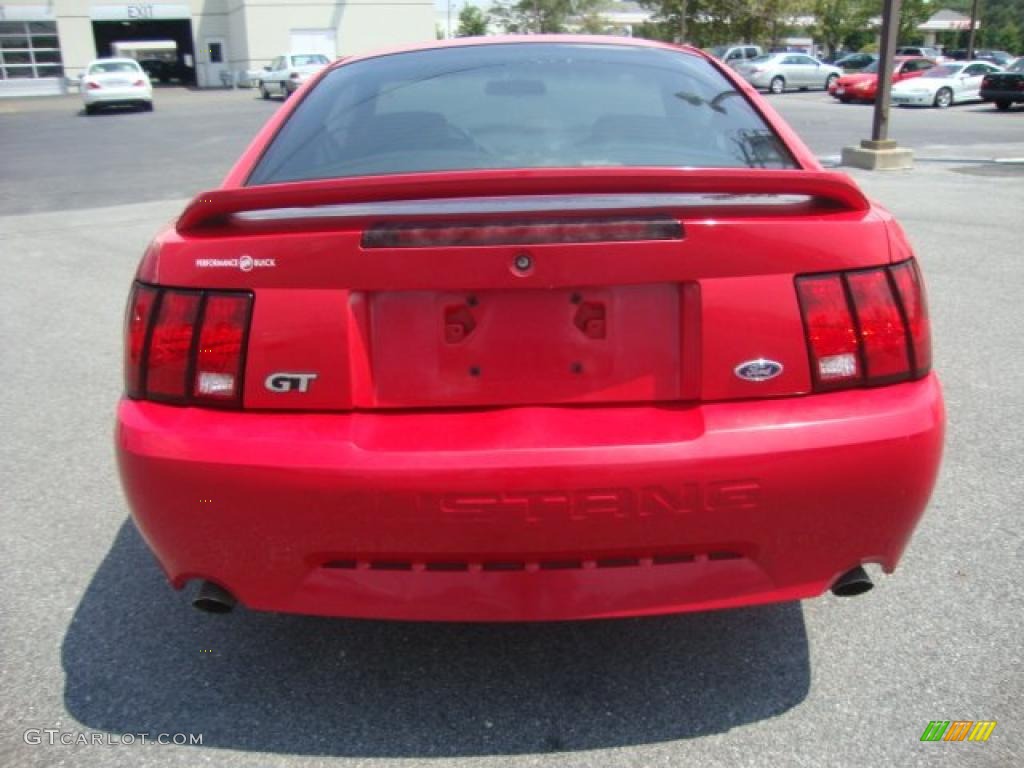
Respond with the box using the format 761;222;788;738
735;53;842;94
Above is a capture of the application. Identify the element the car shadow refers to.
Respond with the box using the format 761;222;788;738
77;106;151;117
62;521;811;757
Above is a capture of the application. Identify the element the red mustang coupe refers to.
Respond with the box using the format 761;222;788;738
117;37;944;621
830;56;937;102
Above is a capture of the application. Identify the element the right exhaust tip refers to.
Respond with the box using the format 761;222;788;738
193;580;237;614
831;565;874;597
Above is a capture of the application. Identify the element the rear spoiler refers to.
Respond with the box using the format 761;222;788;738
176;168;870;234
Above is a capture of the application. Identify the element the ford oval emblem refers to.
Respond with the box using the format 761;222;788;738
734;359;784;382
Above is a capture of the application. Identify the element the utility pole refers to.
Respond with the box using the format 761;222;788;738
841;0;913;169
871;0;902;142
967;0;981;59
679;0;687;43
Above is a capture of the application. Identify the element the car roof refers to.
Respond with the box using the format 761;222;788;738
327;35;707;72
88;58;140;65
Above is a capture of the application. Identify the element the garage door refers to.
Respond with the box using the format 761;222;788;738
289;29;336;59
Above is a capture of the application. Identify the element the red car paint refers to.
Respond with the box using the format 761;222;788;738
829;57;936;102
116;36;944;621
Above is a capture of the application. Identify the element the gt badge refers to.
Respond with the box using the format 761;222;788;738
265;372;318;393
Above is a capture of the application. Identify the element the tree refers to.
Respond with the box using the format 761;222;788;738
635;0;818;47
897;0;933;44
492;0;605;34
458;4;491;36
813;0;874;57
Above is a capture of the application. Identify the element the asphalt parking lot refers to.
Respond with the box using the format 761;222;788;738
1;86;1022;768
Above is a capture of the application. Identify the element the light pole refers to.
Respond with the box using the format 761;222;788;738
871;0;902;142
841;0;914;169
967;0;981;59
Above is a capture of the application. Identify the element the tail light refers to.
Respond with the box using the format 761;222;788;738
797;259;930;391
86;81;101;90
132;79;145;87
123;283;253;407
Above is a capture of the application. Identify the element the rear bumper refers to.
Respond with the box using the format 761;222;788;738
980;88;1024;102
83;88;151;105
116;375;944;621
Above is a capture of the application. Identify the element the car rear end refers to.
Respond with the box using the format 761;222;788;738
284;54;330;93
116;38;944;621
734;55;779;90
82;60;152;111
980;66;1024;108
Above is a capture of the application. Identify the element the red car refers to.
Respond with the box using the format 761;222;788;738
830;56;936;102
117;37;944;621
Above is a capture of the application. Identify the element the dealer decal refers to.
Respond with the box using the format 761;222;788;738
195;255;275;271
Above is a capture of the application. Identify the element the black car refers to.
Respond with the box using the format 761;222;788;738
946;49;1014;67
980;58;1024;110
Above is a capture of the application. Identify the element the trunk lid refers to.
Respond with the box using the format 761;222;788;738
142;168;889;410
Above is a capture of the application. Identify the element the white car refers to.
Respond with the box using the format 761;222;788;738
891;60;1003;108
81;58;153;115
257;53;330;99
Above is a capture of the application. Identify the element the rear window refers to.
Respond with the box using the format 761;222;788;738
924;64;963;78
89;61;140;74
248;43;797;185
291;54;328;67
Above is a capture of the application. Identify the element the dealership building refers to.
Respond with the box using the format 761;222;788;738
0;1;434;96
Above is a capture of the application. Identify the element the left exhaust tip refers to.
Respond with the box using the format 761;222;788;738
193;580;237;614
831;565;874;597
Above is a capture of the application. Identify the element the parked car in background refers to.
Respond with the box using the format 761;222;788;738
830;57;936;103
891;60;1003;107
735;52;842;94
116;37;944;621
895;46;943;60
979;56;1024;110
945;49;1014;67
706;44;763;68
257;53;331;98
80;58;153;115
834;52;877;72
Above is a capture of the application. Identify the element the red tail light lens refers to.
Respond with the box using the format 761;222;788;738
132;79;145;87
123;284;253;406
846;270;909;381
889;259;931;376
86;81;101;90
124;284;158;398
795;274;862;388
193;294;251;402
146;291;201;398
797;259;931;392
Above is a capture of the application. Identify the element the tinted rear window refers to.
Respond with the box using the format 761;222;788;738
248;43;797;185
89;61;140;74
